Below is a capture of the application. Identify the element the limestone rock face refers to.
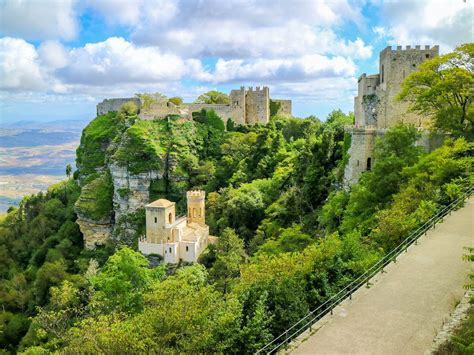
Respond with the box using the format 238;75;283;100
76;217;112;249
110;163;162;220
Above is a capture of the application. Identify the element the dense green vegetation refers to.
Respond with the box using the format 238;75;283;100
0;46;472;353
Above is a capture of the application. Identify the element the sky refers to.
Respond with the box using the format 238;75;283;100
0;0;472;123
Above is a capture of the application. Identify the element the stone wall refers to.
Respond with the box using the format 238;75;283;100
343;127;378;186
97;86;289;126
272;99;292;116
97;98;142;115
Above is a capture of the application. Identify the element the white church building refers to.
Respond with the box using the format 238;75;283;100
138;190;217;263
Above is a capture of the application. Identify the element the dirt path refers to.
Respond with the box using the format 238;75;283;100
292;198;473;355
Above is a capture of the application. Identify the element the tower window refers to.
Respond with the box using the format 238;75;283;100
193;208;196;218
154;217;157;223
412;64;416;68
169;247;172;253
357;160;359;167
186;246;189;252
367;157;372;171
425;54;430;59
381;65;384;83
168;212;172;223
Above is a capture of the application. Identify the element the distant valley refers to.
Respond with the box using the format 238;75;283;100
0;119;89;212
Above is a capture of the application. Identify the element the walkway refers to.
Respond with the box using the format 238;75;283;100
292;198;473;355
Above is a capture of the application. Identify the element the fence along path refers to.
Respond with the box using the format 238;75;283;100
256;189;473;354
291;196;473;354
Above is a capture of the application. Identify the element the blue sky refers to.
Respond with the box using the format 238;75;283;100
0;0;472;123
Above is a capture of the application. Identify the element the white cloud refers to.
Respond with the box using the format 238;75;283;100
38;41;69;69
209;55;356;83
57;37;208;85
130;0;371;59
376;0;473;52
0;37;47;91
0;0;77;40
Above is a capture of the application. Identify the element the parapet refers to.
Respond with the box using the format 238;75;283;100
383;45;440;53
187;190;205;201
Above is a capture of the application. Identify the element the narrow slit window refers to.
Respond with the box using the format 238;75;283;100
154;217;157;223
367;157;372;171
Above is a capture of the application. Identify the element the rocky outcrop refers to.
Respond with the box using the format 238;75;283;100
76;217;112;249
110;163;162;220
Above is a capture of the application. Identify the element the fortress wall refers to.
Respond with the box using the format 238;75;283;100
186;104;235;123
272;99;292;116
97;98;142;115
229;88;246;125
355;74;380;127
246;86;269;124
344;128;378;186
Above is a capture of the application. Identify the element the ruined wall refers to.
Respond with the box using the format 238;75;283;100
245;86;269;124
272;99;292;116
97;86;287;126
97;98;142;115
354;74;380;127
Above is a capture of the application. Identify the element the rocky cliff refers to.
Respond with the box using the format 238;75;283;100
74;107;217;249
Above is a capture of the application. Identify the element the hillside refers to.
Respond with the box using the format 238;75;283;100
0;44;472;353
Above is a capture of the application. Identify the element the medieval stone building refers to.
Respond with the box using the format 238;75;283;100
138;190;217;263
344;45;440;186
97;86;292;126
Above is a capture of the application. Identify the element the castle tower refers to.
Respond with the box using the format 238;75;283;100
345;45;440;187
245;86;270;124
377;45;439;128
187;190;206;225
145;199;176;243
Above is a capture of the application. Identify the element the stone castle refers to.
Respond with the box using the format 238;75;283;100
138;190;217;263
97;86;292;125
344;45;440;186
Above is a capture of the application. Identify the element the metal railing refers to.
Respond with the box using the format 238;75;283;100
257;186;473;354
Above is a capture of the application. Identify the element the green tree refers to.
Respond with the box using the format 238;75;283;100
238;291;273;353
398;43;474;138
65;164;72;179
168;96;183;105
195;90;230;104
119;101;138;116
210;228;247;294
90;247;165;314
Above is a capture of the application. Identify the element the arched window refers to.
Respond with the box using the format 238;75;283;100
367;157;372;171
168;212;172;223
193;208;196;218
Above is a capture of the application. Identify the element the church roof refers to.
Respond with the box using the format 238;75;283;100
146;199;174;208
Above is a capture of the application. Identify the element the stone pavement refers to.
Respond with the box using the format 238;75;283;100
292;197;473;355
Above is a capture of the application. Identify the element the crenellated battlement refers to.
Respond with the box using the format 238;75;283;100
187;190;206;200
381;45;439;53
